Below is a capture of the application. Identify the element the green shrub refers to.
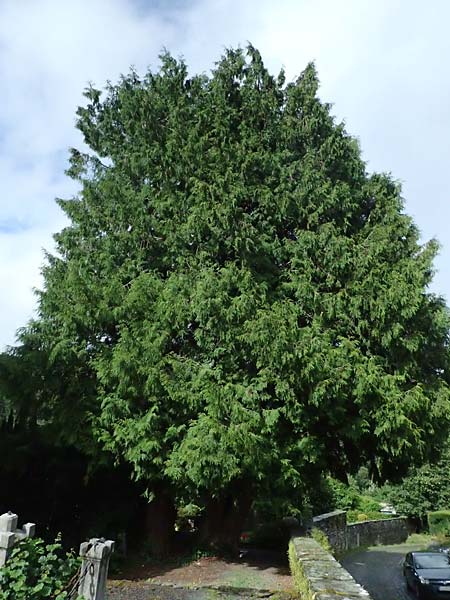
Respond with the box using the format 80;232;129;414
347;509;393;523
358;495;381;514
388;443;450;520
326;478;361;510
428;510;450;536
356;513;368;522
0;537;81;600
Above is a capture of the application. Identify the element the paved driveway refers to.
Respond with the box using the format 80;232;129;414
341;539;440;600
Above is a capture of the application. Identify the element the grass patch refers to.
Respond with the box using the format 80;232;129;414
310;528;332;554
288;541;313;600
405;532;450;549
406;533;436;546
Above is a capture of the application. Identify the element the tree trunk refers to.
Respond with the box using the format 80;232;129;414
144;487;176;557
199;482;253;555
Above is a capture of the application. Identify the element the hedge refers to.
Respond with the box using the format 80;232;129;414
428;510;450;536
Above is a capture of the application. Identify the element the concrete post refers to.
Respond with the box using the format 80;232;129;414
78;538;115;600
0;512;36;567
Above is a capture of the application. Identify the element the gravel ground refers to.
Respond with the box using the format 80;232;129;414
107;548;295;600
107;581;294;600
341;538;442;600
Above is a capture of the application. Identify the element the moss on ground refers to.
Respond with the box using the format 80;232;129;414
287;541;312;600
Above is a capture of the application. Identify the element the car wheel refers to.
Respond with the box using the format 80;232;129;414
414;583;423;600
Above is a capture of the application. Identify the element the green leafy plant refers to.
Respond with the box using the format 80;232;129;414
0;537;81;600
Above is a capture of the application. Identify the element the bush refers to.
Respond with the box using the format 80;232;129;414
358;496;381;514
326;478;360;510
356;513;368;522
346;509;393;523
428;510;450;536
0;537;81;600
388;443;450;521
326;479;390;524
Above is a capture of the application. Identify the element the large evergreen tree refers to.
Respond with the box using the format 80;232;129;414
19;46;450;552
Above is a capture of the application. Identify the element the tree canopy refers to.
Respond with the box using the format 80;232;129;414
9;45;450;550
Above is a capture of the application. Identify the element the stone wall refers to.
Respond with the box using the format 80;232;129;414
312;510;410;554
347;517;409;548
289;535;371;600
312;510;347;554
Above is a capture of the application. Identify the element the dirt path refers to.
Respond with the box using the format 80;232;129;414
108;549;295;600
340;538;442;600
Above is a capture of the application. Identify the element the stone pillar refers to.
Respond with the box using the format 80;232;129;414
0;512;36;567
78;538;115;600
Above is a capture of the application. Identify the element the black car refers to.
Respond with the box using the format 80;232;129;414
403;551;450;599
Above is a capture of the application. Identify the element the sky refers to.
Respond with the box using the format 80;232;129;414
0;0;449;350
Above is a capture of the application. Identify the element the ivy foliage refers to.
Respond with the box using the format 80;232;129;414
17;45;450;510
0;537;80;600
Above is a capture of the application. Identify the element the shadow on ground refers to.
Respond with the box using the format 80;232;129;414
109;547;294;599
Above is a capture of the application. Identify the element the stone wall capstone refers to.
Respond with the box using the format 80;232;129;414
289;535;371;600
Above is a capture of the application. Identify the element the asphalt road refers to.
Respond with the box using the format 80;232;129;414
340;541;437;600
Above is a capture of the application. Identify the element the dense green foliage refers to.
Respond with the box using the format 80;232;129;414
387;442;450;520
428;510;450;536
322;476;390;523
4;45;450;549
325;477;362;511
0;538;80;600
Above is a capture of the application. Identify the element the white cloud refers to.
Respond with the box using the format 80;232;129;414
1;0;449;349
